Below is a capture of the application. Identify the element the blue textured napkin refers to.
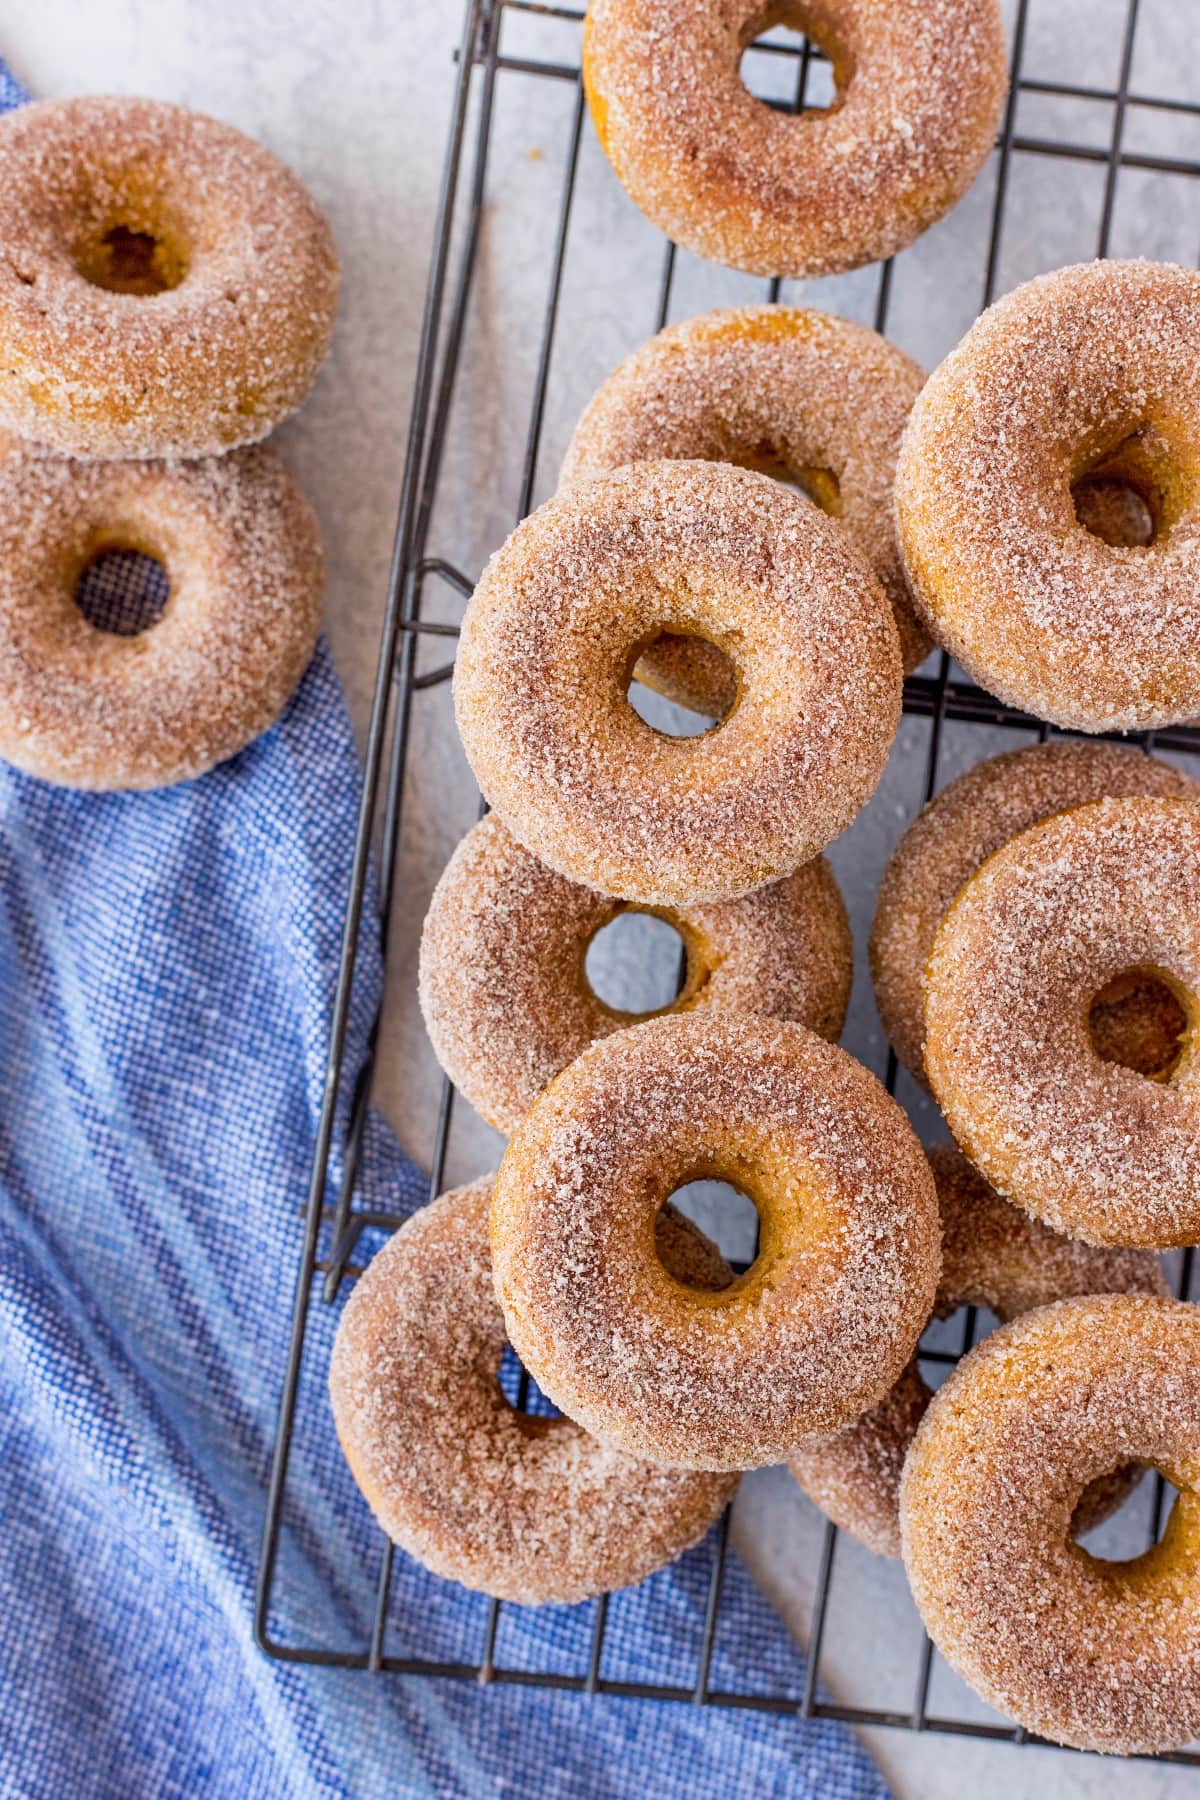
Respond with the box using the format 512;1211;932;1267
0;66;889;1800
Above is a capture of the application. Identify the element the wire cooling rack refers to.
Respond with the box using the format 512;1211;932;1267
256;0;1200;1765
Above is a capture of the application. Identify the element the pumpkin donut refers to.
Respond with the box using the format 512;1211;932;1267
560;305;930;715
0;438;323;789
419;812;851;1133
490;1011;940;1471
901;1295;1200;1755
454;460;901;907
583;0;1007;279
870;741;1198;1083
895;259;1200;731
330;1178;737;1603
787;1146;1165;1557
0;96;338;459
925;796;1200;1248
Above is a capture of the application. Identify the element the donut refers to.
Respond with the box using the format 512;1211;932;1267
453;460;901;907
901;1294;1200;1754
490;1011;940;1471
560;305;930;715
419;812;852;1133
787;1145;1165;1557
330;1178;737;1603
0;96;338;460
583;0;1007;279
0;438;323;789
895;259;1200;732
870;741;1198;1083
925;796;1200;1248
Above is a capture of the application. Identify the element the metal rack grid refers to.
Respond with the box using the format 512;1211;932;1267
256;0;1200;1764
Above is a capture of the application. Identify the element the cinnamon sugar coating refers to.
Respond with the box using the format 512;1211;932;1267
490;1012;940;1470
895;259;1200;731
901;1295;1200;1755
787;1146;1164;1556
925;796;1200;1248
0;438;323;788
453;460;901;906
330;1179;737;1604
560;305;930;712
0;96;338;459
583;0;1006;279
871;741;1198;1082
419;812;851;1133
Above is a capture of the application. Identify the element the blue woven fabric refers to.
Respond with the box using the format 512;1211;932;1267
0;67;890;1800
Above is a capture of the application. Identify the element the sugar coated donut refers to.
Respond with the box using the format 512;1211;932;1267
330;1178;737;1603
926;796;1200;1248
871;741;1198;1083
491;1011;940;1470
788;1146;1165;1556
561;305;930;714
583;0;1006;279
454;460;901;907
0;96;338;459
895;260;1200;731
419;812;851;1133
0;438;323;789
901;1295;1200;1754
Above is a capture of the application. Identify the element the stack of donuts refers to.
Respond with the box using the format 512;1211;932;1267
331;0;1200;1763
0;95;338;788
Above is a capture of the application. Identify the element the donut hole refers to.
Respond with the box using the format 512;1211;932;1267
1073;1470;1183;1562
739;6;849;113
75;545;169;637
1086;966;1191;1083
1071;428;1179;548
918;1303;999;1392
1072;476;1156;549
75;222;188;297
585;911;689;1016
497;1341;563;1424
661;1178;760;1273
739;447;843;517
627;637;738;734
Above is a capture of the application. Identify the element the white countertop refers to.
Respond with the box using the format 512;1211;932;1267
7;0;1200;1793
